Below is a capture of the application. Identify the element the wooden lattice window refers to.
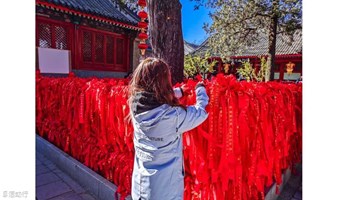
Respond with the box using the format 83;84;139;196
38;23;52;48
79;27;129;72
106;36;114;64
95;34;104;63
116;38;124;65
37;20;70;50
55;25;68;50
83;31;92;62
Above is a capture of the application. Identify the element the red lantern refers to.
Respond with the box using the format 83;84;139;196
138;0;148;56
138;43;148;55
138;0;146;7
138;43;148;50
138;33;148;40
138;11;148;19
138;21;148;29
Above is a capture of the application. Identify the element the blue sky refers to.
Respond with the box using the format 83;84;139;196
180;0;213;45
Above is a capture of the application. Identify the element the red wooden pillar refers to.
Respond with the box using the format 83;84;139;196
279;62;285;81
69;24;75;70
126;36;130;72
74;25;80;69
218;58;223;73
254;57;259;74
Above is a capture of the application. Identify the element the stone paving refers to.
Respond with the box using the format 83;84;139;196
277;163;302;200
36;151;99;200
37;147;302;200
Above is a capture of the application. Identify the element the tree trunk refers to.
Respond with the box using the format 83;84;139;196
146;0;184;84
266;15;278;81
266;0;279;81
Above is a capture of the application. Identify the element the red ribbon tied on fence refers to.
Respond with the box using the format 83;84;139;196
36;74;302;200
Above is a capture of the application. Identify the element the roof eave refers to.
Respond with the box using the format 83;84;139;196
36;0;140;31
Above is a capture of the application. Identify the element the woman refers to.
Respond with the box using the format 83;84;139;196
128;57;209;200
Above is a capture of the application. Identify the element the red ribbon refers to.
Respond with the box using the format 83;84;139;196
36;74;302;200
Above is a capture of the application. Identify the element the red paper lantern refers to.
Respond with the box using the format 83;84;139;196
138;0;148;56
138;11;148;19
138;21;148;29
138;43;148;50
138;0;146;7
138;33;148;40
138;43;148;55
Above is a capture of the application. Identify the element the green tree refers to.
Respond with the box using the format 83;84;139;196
254;56;268;82
123;0;138;10
237;59;255;81
237;56;268;82
196;0;302;81
184;55;198;78
184;52;217;79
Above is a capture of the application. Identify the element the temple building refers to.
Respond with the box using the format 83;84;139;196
36;0;141;77
192;30;302;81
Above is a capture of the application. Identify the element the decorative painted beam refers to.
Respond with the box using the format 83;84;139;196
36;0;140;31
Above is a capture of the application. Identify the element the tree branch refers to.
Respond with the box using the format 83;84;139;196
255;12;271;17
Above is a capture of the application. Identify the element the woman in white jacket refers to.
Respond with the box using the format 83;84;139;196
128;57;209;200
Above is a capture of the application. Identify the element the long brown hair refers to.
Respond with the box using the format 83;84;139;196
128;57;182;109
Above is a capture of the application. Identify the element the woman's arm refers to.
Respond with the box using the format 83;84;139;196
173;84;190;99
173;87;184;99
175;83;209;133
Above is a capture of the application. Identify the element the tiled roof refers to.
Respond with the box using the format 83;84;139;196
191;38;209;56
144;40;199;55
192;29;302;57
37;0;139;26
243;30;302;56
184;41;199;55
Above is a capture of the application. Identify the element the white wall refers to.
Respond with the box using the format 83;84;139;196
37;47;70;74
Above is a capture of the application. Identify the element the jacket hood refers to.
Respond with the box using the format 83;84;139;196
131;91;170;129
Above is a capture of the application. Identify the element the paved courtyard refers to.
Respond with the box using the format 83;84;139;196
36;151;98;200
277;163;302;200
36;149;301;200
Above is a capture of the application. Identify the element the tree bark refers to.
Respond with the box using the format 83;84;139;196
266;15;278;81
146;0;184;84
266;1;279;81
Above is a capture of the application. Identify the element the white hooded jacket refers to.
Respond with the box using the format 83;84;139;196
131;85;209;200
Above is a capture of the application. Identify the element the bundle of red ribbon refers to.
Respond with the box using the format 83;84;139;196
36;73;302;200
175;75;302;200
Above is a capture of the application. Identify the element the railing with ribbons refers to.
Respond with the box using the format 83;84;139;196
36;73;302;200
